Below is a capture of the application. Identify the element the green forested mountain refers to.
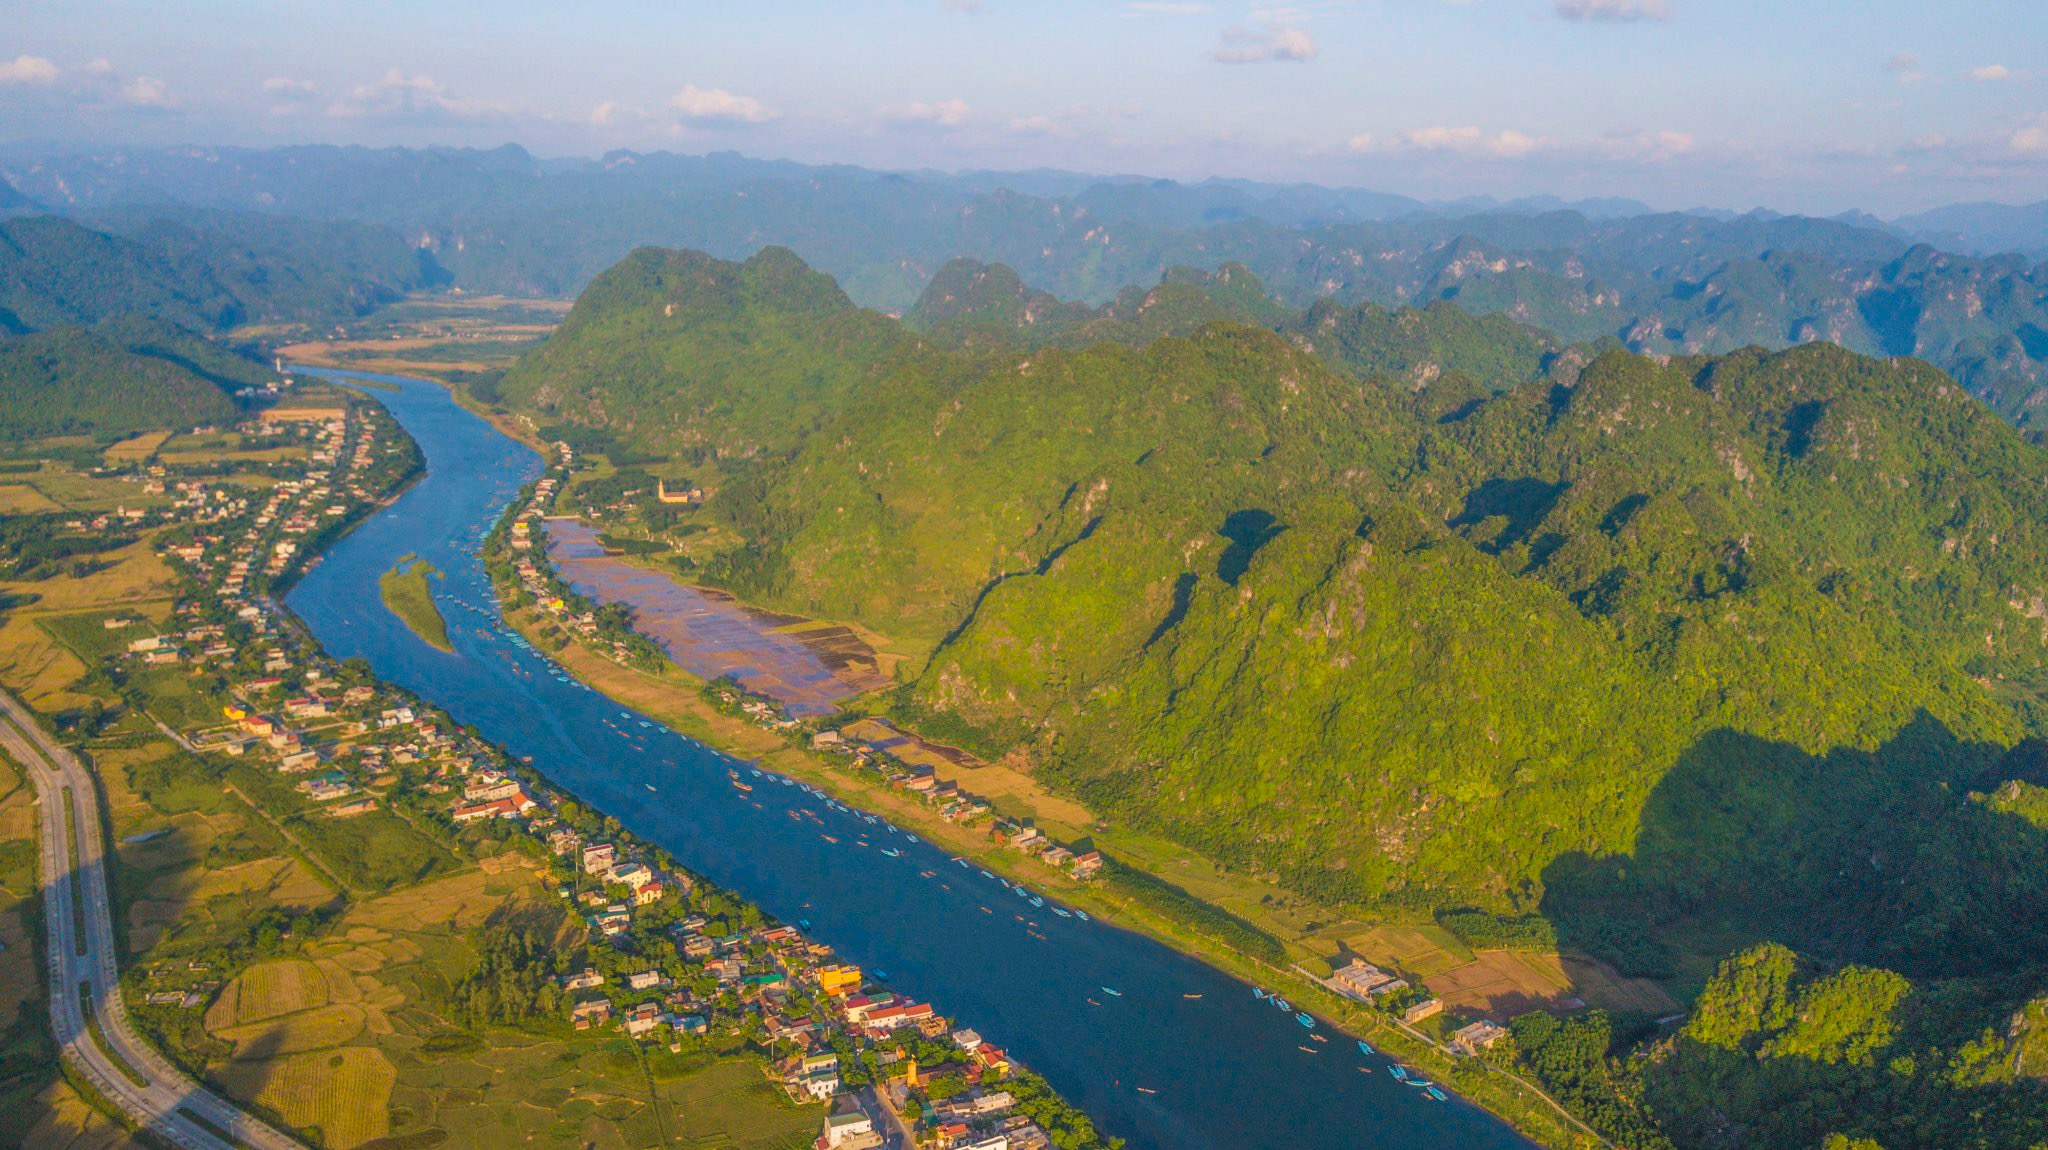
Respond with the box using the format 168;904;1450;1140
0;320;255;436
505;245;2048;1149
0;212;433;335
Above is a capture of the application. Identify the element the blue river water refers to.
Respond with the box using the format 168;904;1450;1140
285;368;1536;1150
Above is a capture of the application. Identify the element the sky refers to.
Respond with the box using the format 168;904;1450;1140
4;0;2046;216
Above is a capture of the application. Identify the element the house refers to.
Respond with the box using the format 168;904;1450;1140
822;1107;883;1150
594;905;632;936
548;828;582;856
1452;1020;1509;1055
623;1001;665;1037
452;797;520;822
1069;851;1103;877
278;750;321;773
581;842;616;875
815;965;863;996
632;881;666;906
1402;997;1444;1024
951;1028;984;1051
626;970;665;991
560;968;605;991
571;998;613;1029
791;1053;840;1101
1329;960;1403;1001
607;861;655;889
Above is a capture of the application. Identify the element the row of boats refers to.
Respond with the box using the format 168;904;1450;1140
1253;987;1447;1103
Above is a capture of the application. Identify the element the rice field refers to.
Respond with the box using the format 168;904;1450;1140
216;1004;369;1057
0;484;60;513
209;959;332;1027
214;1047;396;1150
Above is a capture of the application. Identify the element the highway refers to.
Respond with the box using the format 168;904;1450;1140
1;688;303;1150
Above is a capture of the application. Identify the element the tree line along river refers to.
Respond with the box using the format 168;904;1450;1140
285;368;1537;1150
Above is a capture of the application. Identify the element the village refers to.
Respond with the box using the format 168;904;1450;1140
99;398;1100;1150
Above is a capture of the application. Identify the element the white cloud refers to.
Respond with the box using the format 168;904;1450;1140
1970;64;2011;81
1404;124;1543;156
1555;0;1671;22
1885;53;1923;83
1128;2;1208;12
883;97;972;127
328;70;507;120
1009;115;1057;134
0;54;60;85
1346;132;1374;152
1210;25;1318;64
263;76;317;96
120;76;173;108
669;83;776;123
2012;117;2048;157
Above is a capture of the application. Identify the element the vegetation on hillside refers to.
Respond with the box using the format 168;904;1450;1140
493;244;2048;1149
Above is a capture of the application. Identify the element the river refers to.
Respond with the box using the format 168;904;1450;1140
285;368;1537;1150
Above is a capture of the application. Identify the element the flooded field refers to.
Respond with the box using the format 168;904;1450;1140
545;518;891;715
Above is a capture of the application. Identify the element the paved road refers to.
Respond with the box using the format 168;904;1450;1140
1;689;303;1150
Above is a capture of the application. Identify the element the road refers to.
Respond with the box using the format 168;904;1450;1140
1;688;303;1150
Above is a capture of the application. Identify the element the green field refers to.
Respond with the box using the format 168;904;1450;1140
379;556;451;652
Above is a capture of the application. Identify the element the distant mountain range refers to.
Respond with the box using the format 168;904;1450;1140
5;143;2044;434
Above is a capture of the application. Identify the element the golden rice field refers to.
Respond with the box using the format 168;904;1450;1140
101;431;173;463
208;959;331;1028
215;1004;368;1057
213;1047;396;1150
0;484;60;513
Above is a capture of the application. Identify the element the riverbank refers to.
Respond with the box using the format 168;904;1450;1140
493;597;1605;1150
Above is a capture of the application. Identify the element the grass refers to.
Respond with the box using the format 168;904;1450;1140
0;484;61;513
378;557;451;653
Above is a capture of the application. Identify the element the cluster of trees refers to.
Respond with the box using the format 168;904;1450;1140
1508;942;2048;1150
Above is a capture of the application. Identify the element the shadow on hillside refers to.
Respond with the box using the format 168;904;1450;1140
1539;711;2048;983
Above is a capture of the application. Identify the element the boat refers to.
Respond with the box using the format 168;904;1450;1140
1087;998;1100;1006
874;970;888;980
1358;1066;1374;1075
798;918;812;929
821;834;838;844
1074;910;1089;922
1388;1066;1408;1081
980;906;991;914
1052;907;1073;918
1014;887;1029;899
979;869;993;879
1101;987;1123;997
1297;1012;1315;1029
1273;997;1292;1012
904;833;919;843
749;768;762;777
1298;1045;1319;1054
881;847;902;858
1135;1087;1157;1095
954;858;970;868
1357;1040;1374;1056
732;781;753;793
1182;992;1201;999
1254;987;1267;1000
1029;896;1044;908
1403;1078;1429;1089
1425;1087;1446;1102
1310;1033;1328;1044
644;783;656;792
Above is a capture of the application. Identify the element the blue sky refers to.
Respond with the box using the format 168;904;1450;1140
4;0;2045;215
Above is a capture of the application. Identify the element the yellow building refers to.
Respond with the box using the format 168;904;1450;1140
816;965;862;996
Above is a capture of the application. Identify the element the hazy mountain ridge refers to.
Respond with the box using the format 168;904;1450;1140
9;144;2043;429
